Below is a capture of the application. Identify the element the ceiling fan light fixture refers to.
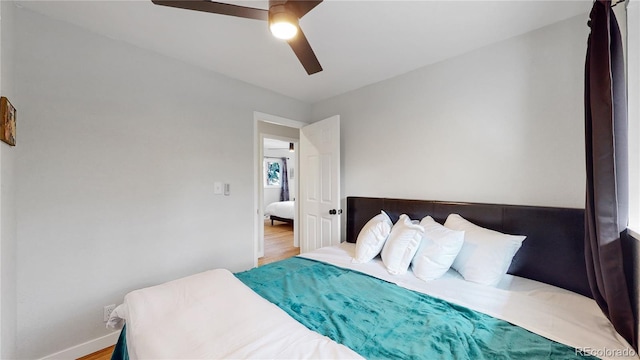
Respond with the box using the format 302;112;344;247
269;6;298;40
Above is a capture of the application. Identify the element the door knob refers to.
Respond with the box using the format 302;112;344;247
329;209;343;215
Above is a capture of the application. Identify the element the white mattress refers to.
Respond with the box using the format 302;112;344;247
110;267;362;359
265;200;295;220
300;243;638;360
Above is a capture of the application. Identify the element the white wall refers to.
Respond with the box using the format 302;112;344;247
13;7;310;359
312;14;588;209
625;0;640;349
0;1;17;358
628;0;640;230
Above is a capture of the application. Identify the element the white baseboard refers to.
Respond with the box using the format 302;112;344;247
39;331;120;360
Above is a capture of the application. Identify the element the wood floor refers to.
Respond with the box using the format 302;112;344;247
258;219;299;266
77;345;114;360
79;221;297;359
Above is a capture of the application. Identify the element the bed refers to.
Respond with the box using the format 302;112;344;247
265;200;295;225
107;196;638;360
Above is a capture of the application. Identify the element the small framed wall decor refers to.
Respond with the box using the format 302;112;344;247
0;97;16;146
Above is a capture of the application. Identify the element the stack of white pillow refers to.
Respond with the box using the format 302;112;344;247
352;211;526;286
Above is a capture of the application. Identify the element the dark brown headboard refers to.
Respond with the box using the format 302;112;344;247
346;196;591;298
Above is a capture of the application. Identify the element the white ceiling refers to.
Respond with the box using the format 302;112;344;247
264;138;290;150
16;0;592;103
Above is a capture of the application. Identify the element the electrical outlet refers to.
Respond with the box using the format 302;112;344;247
103;304;116;322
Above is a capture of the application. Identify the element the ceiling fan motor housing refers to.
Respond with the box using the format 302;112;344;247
269;0;289;12
269;2;299;26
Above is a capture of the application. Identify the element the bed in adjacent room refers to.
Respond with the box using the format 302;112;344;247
265;200;295;225
107;197;638;360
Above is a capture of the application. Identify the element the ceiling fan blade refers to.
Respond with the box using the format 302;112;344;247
151;0;268;21
285;0;323;19
287;26;322;75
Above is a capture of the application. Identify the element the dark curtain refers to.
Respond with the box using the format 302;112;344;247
584;0;637;350
280;158;290;201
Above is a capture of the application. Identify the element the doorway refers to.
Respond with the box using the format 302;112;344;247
253;112;304;266
253;112;342;265
260;137;299;266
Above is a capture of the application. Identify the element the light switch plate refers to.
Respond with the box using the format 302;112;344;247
214;182;223;195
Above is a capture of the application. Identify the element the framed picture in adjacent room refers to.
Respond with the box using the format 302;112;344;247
0;97;16;146
264;160;281;187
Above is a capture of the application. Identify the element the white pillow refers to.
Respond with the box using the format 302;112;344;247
352;211;393;263
445;214;526;286
381;214;424;275
411;216;465;281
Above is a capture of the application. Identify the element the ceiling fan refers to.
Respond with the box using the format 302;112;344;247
151;0;323;75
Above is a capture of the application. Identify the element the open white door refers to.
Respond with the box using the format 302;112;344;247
299;115;341;253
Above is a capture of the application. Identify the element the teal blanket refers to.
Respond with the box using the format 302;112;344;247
236;257;595;360
110;325;129;360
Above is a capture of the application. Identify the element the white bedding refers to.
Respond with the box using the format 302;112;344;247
108;268;361;360
300;243;638;360
265;200;295;220
109;243;638;360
